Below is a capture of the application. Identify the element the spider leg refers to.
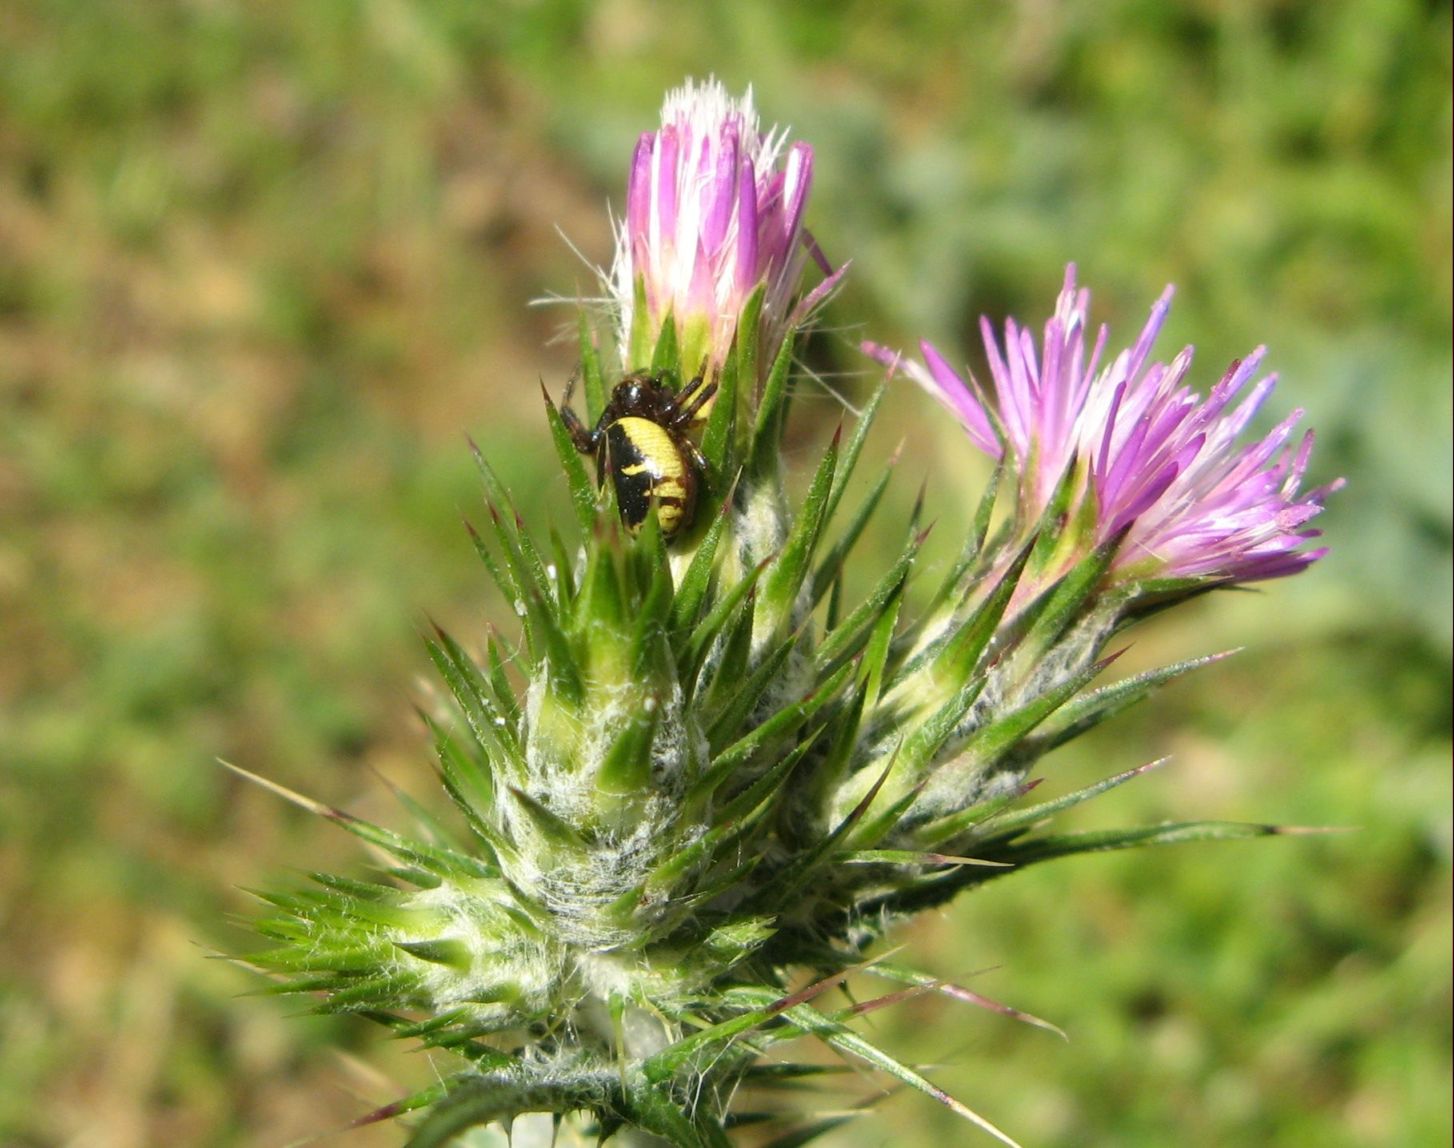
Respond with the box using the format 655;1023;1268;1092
557;366;598;453
679;435;709;475
675;375;719;426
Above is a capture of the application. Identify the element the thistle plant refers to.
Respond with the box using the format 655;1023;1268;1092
236;80;1340;1147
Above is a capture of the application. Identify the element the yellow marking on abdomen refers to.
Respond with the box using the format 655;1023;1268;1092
614;418;681;473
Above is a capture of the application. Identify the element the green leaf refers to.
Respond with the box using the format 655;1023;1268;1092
701;356;740;481
373;766;465;853
316;974;426;1014
423;716;494;829
1016;527;1126;658
248;944;389;974
394;938;474;969
380;1011;521;1064
651;311;680;374
815;535;918;674
502;564;583;704
669;479;733;638
684;556;771;687
308;872;398;900
644;973;851;1083
595;698;662;798
424;714;517;864
220;760;496;880
708;659;854;778
507;511;558;618
484;631;521;728
954;653;1110;770
912;783;1032;852
346;1076;463;1129
704;624;800;752
718;981;1023;1146
473;494;582;703
739;1062;854;1083
970;460;1004;554
901;464;1006;650
838;849;1010;868
734;284;767;397
701;579;756;704
823;378;888;524
1115;575;1223;624
464;518;520;613
858;581;904;707
425;628;521;771
542;385;599;536
1023;453;1082;566
670;730;822;873
467;437;515;517
577;535;627;635
824;568;843;632
507;786;589;851
1025;651;1234;753
776;1006;1022;1148
797;684;868;824
761;428;840;628
712;724;823;827
995;820;1304;867
622;1076;732;1148
893;533;1033;687
889;673;989;792
470;447;565;620
971;759;1169;842
772;750;903;894
748;323;797;479
810;463;895;608
547;527;578;610
577;316;607;423
627;519;677;678
836;770;924;853
404;1070;613;1148
932;535;1035;682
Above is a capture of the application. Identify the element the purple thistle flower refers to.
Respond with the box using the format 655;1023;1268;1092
867;266;1342;585
612;78;838;382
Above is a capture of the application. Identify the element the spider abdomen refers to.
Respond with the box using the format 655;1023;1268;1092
560;370;715;541
600;416;696;538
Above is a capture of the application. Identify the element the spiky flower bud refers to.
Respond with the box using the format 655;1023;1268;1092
611;77;838;388
240;86;1339;1148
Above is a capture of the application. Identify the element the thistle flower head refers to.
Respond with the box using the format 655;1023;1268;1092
243;84;1340;1147
869;266;1342;587
612;77;830;382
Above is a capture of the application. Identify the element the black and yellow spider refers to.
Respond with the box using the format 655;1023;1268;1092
560;372;718;540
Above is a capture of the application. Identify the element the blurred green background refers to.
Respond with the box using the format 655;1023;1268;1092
1;2;1449;1145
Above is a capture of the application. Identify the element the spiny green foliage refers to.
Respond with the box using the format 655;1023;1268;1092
240;310;1305;1146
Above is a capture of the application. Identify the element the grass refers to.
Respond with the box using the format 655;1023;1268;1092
1;2;1448;1145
